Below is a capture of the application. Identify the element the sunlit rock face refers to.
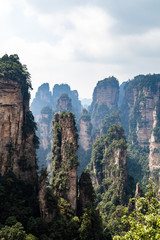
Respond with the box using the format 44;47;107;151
121;74;160;146
0;78;37;183
121;74;160;180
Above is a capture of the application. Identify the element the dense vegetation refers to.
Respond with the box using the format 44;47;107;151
0;171;106;239
79;108;91;122
89;125;130;236
23;110;40;149
0;172;40;239
52;112;79;195
0;54;32;99
114;180;160;240
124;74;160;94
101;111;121;135
91;76;119;132
2;54;160;239
127;144;149;186
94;76;119;92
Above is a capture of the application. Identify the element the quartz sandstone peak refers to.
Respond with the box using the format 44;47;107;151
121;74;160;146
0;77;37;182
91;77;119;130
55;93;72;113
121;74;160;181
79;109;92;152
31;83;52;121
52;112;78;211
90;125;127;203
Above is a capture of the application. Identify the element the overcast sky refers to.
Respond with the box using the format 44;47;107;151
0;0;160;100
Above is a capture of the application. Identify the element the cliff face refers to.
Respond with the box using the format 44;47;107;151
38;106;53;150
118;82;127;107
149;105;160;178
79;171;95;209
121;75;160;146
121;74;160;184
79;109;92;152
31;83;82;120
52;112;78;211
89;124;127;232
136;87;159;146
39;171;56;222
55;94;72;113
91;77;119;130
90;125;127;203
31;83;52;121
52;84;82;119
0;78;37;183
31;83;82;173
39;117;50;150
79;119;91;151
35;106;53;171
78;109;92;176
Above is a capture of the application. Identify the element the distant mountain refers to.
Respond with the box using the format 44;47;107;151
31;83;82;121
81;98;92;108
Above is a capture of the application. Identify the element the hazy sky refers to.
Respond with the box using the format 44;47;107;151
0;0;160;100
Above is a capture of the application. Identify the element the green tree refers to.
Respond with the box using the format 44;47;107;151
114;180;160;240
79;207;105;240
0;222;26;240
0;54;32;99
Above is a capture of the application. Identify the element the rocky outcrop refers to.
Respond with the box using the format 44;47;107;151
121;74;160;184
79;120;91;151
91;77;119;130
0;77;37;183
38;106;53;150
31;83;81;120
39;170;56;222
52;84;82;119
135;88;159;146
100;110;121;136
36;106;53;170
55;94;72;113
31;83;52;121
90;125;127;203
52;112;78;211
121;74;160;146
78;109;92;176
149;107;160;177
79;109;92;152
79;171;95;209
118;82;127;107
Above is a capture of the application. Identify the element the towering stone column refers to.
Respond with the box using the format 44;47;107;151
0;58;38;184
91;77;119;130
52;112;79;211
